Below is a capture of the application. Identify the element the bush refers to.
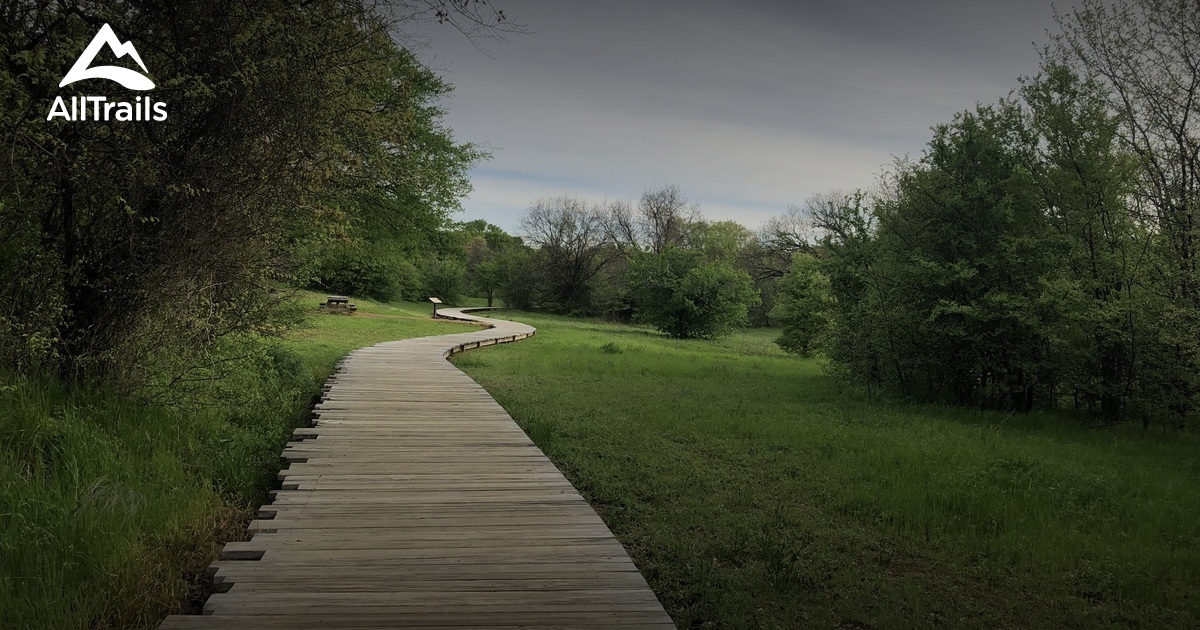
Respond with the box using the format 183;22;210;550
497;248;539;311
628;248;760;339
308;245;399;301
392;259;423;301
420;257;466;304
772;254;833;355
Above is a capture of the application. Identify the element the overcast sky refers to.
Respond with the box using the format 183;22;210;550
418;0;1064;233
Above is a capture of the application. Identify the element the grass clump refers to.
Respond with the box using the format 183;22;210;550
454;311;1200;629
0;291;472;628
599;341;623;354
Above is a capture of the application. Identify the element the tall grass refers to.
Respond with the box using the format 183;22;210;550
0;292;471;628
454;312;1200;628
0;378;246;627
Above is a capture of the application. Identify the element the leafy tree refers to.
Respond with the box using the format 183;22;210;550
694;220;755;264
1049;0;1200;427
628;248;759;339
495;246;539;311
798;190;885;391
471;257;505;307
420;257;467;304
457;220;522;306
1022;63;1145;418
0;1;500;386
759;0;1200;426
817;104;1057;409
772;255;833;356
309;244;403;301
304;48;484;304
746;195;843;327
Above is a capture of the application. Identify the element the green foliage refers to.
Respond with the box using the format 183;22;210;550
867;102;1053;408
0;2;481;390
1046;0;1200;426
471;257;505;306
771;254;832;355
512;190;768;320
1021;63;1147;419
0;293;473;628
391;259;425;302
798;50;1198;426
495;247;539;311
420;257;467;304
694;220;755;263
308;245;404;301
456;220;523;306
456;312;1200;628
628;248;760;339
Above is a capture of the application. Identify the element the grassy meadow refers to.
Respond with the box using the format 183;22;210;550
5;293;1198;629
453;312;1200;629
0;291;474;629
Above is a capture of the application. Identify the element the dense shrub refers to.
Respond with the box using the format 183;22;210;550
309;246;401;301
628;248;759;339
420;257;467;304
771;255;832;356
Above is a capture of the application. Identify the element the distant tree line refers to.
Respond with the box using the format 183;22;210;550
771;0;1200;428
468;186;767;339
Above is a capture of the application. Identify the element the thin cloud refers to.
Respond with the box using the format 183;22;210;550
424;0;1062;231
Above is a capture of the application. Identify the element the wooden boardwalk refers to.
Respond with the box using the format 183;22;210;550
159;308;674;629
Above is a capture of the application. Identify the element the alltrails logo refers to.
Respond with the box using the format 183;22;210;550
47;24;168;122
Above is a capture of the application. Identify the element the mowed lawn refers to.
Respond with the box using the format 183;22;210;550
452;312;1200;629
280;291;480;375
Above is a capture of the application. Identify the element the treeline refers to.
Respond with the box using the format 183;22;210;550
307;218;521;307
0;1;509;392
772;0;1200;427
458;186;787;339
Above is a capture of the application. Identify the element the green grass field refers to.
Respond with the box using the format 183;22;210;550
0;291;474;629
6;295;1198;628
453;311;1200;629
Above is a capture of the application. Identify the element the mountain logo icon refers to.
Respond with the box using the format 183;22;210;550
59;23;154;91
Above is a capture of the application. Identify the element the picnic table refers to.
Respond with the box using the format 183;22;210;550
319;295;357;314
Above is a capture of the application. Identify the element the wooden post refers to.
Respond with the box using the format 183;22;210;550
429;296;442;318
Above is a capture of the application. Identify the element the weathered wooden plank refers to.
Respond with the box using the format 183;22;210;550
213;562;644;579
158;308;672;629
161;612;673;629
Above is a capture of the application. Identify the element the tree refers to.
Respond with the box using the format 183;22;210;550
763;189;887;386
831;103;1055;409
694;220;755;263
457;220;522;307
305;47;484;302
1051;0;1200;303
519;197;619;313
747;191;863;326
1049;0;1200;426
608;185;700;254
755;201;822;276
421;256;467;304
1021;63;1146;418
627;248;759;339
494;246;538;311
772;255;832;356
0;1;505;387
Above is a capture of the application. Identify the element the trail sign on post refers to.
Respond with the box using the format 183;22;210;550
429;297;442;317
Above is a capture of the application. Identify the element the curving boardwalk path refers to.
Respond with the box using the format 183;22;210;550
159;308;674;629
